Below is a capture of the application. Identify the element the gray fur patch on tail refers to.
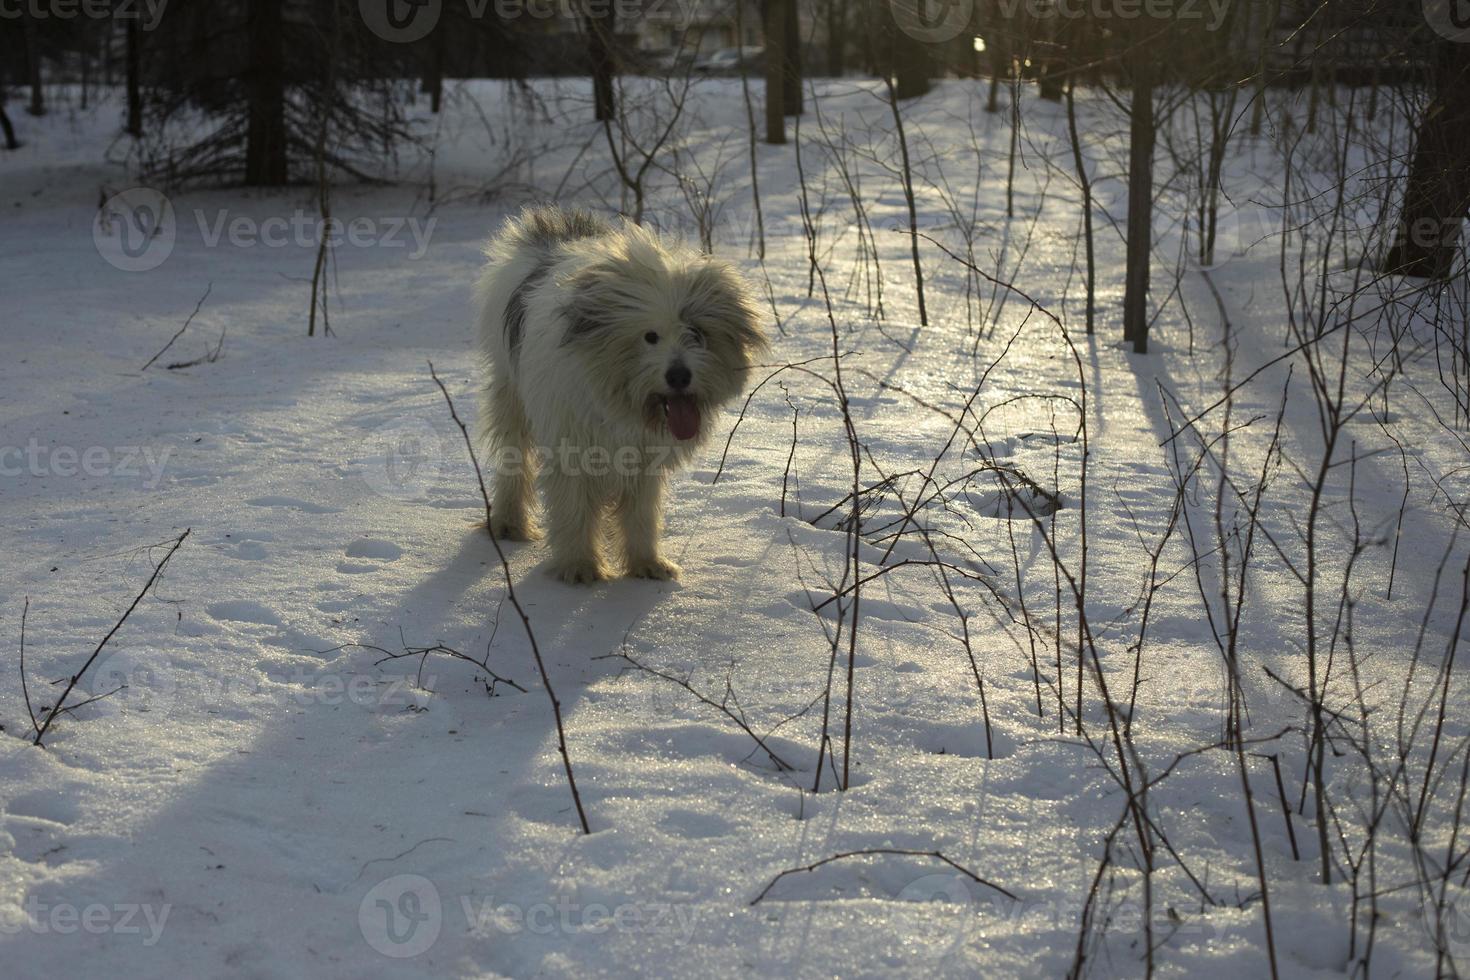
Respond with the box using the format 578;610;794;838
504;260;553;363
512;205;611;252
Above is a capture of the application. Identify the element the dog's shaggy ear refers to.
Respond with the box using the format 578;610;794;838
684;260;768;357
557;226;677;344
557;259;627;343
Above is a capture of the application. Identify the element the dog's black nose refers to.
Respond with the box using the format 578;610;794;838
665;364;692;390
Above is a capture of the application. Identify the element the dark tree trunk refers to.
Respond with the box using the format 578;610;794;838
1122;56;1155;353
782;0;802;115
80;26;91;110
764;0;786;143
1066;78;1095;334
25;14;45;117
1037;16;1063;100
1382;39;1470;280
985;33;1008;113
245;0;288;185
126;16;143;138
587;8;615;122
891;30;932;101
825;0;845;77
0;78;19;149
425;21;446;113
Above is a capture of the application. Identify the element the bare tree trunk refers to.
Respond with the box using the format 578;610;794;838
245;0;288;186
25;13;45;117
737;0;767;257
1248;0;1276;136
986;33;1008;113
586;5;615;123
764;0;787;144
425;20;446;114
825;0;845;77
0;78;19;149
884;72;928;326
80;25;91;110
890;27;931;100
782;0;802;115
1066;78;1095;334
309;0;342;338
1037;18;1064;101
1381;38;1470;280
125;15;143;138
1123;57;1155;353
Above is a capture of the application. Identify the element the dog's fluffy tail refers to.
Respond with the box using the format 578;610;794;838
491;204;611;259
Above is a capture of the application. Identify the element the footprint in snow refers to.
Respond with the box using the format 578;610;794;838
206;600;282;626
337;538;403;573
345;539;403;560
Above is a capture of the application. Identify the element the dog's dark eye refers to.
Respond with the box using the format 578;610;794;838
644;332;659;345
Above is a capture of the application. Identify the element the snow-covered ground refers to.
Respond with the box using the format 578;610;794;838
1;78;1465;977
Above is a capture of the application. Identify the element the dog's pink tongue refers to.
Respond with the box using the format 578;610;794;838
666;394;701;441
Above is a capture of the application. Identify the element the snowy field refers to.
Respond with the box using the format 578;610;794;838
2;78;1467;977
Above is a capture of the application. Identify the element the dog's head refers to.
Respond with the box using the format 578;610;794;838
559;225;768;445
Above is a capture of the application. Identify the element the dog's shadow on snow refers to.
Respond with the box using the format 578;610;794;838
412;524;677;651
0;524;683;976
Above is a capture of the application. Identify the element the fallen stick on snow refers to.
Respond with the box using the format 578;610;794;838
750;848;1017;906
29;528;190;746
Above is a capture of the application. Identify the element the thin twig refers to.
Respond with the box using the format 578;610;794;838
750;848;1017;905
33;529;190;746
141;283;212;371
428;361;591;834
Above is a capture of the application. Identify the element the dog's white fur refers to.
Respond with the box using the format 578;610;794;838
476;206;767;583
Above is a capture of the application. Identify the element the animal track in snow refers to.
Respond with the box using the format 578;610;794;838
206;600;282;626
344;539;403;561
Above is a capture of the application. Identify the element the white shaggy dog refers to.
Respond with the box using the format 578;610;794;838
476;206;767;584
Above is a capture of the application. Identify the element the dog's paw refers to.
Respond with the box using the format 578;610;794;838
548;558;608;585
489;517;539;542
626;556;680;581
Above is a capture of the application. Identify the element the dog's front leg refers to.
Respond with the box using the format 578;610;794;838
543;471;609;584
620;475;679;581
